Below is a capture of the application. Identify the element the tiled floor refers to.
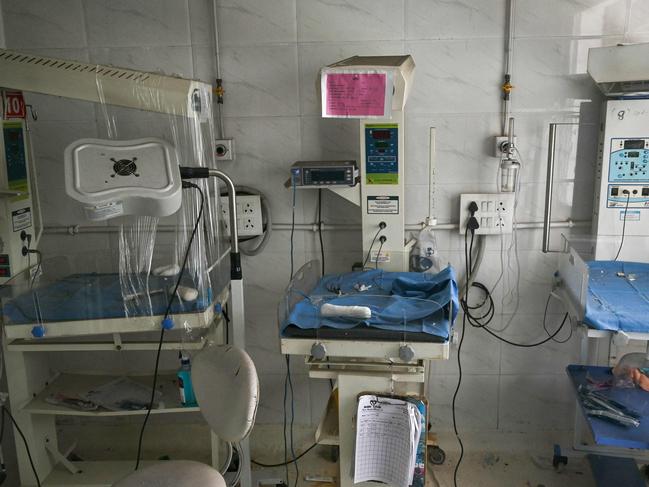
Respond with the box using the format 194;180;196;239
249;426;649;487
251;446;597;487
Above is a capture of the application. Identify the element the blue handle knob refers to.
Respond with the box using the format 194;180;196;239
162;317;174;330
31;326;45;338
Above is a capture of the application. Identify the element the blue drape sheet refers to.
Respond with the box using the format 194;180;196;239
585;261;649;332
282;266;459;341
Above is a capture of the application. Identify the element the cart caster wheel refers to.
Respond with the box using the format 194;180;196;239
428;446;446;465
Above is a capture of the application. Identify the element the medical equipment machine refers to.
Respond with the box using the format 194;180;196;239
320;55;415;271
289;160;358;188
588;43;649;261
64;138;183;221
281;56;456;487
547;42;649;461
0;50;251;487
0;91;41;283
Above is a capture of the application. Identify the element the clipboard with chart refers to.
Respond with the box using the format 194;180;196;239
354;393;427;487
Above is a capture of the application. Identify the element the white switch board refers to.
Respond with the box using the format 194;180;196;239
459;193;516;235
221;194;263;237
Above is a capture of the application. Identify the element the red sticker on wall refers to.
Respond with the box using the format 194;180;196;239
3;91;26;119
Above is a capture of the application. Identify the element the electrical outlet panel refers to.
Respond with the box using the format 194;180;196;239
220;194;263;237
459;193;516;235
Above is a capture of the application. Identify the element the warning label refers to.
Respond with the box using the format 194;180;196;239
11;207;31;232
367;196;399;214
621;210;640;221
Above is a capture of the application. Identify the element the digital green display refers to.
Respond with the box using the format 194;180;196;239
375;141;389;148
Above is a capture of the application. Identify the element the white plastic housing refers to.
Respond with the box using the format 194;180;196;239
64;138;182;221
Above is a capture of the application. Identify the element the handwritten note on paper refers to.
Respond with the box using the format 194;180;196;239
322;71;392;118
354;395;422;487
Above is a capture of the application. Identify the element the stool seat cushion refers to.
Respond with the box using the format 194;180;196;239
113;460;226;487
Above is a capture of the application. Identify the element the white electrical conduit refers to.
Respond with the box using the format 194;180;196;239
427;127;437;226
502;0;516;132
43;219;589;235
211;0;225;138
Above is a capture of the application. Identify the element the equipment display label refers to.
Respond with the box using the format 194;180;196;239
11;207;31;232
88;201;124;220
367;196;399;214
371;250;390;264
621;210;640;221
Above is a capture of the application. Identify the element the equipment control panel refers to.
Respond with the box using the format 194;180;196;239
365;124;398;185
289;160;358;187
607;138;649;209
609;138;649;182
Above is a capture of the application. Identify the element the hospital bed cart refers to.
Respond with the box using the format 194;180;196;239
279;260;458;487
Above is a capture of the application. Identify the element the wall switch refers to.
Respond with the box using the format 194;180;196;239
494;136;517;157
459;193;515;235
215;138;235;161
221;194;263;237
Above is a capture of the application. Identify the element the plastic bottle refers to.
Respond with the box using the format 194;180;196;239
410;227;441;273
177;354;197;407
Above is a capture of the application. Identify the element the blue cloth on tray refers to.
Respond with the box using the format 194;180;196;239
3;273;210;324
585;261;649;332
282;266;459;340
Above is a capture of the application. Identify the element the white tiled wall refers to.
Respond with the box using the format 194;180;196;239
0;0;635;440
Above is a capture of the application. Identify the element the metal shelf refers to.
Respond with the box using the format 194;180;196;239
22;373;199;417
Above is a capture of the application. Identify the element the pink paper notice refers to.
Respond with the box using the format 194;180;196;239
325;73;387;117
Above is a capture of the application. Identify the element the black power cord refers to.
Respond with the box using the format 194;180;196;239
452;226;470;487
613;191;631;262
453;205;572;486
362;222;386;269
134;182;205;470
318;189;325;275
286;356;298;487
543;293;573;344
462;212;570;347
375;236;386;269
251;443;318;468
1;406;40;486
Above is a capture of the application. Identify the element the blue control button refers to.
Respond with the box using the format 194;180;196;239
31;326;45;338
162;317;175;330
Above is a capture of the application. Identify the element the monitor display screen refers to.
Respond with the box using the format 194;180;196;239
310;169;346;182
624;139;645;149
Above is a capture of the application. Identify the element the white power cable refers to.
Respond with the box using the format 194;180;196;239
490;150;523;332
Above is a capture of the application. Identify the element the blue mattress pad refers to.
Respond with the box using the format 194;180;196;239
3;273;211;325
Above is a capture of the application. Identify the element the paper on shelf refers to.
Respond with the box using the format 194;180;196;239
354;394;422;487
85;377;161;411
